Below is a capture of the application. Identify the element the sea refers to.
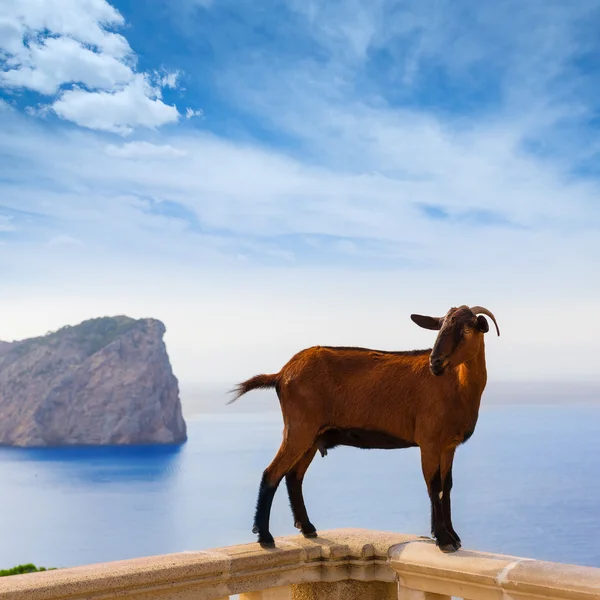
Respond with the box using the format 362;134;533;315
0;383;599;571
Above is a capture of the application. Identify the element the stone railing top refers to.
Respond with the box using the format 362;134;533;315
391;539;600;600
0;529;417;600
0;529;599;600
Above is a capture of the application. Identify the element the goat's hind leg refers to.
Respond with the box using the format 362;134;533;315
253;430;314;548
285;446;318;538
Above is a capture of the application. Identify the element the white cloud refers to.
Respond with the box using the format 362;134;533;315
0;13;23;57
185;107;203;119
52;75;180;134
1;36;134;95
24;104;52;118
105;141;187;159
0;0;131;62
290;0;383;63
156;70;181;89
1;106;598;270
0;0;130;60
215;0;598;181
0;0;186;133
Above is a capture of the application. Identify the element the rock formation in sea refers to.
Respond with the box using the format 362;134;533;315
0;316;187;447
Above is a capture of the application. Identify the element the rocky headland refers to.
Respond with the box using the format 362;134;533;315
0;316;187;447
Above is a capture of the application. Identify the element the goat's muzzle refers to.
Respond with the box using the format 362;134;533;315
430;357;446;376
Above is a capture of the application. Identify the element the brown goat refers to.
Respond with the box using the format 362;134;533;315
229;305;500;552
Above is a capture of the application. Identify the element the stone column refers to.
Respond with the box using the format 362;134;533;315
291;580;398;600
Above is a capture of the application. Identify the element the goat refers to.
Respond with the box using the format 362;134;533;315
229;305;500;552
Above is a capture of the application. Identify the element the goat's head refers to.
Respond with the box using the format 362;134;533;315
410;305;500;376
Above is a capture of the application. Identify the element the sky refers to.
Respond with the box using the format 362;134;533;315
0;0;599;387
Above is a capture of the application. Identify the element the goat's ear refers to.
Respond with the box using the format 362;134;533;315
476;315;490;333
410;314;442;331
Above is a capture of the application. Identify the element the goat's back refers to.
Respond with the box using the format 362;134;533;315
275;345;448;440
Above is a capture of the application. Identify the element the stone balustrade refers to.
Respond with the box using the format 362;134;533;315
1;529;599;600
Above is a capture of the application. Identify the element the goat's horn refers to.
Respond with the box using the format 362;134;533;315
469;306;500;336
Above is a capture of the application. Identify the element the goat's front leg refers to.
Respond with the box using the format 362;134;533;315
440;447;461;549
421;447;460;553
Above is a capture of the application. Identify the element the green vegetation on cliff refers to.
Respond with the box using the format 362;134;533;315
0;564;56;577
11;316;139;357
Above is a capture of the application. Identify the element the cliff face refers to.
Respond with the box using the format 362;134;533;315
0;317;187;447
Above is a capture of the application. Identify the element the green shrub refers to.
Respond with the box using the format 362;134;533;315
0;563;57;577
8;316;140;358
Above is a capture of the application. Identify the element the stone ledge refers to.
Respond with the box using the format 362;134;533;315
390;539;600;600
0;529;417;600
2;530;600;600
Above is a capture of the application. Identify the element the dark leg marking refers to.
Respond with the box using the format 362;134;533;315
285;447;318;537
253;471;279;547
428;468;459;553
286;474;317;537
442;467;461;548
252;431;316;547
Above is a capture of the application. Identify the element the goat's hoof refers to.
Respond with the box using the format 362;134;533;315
448;531;462;549
258;533;275;548
296;521;318;537
448;528;461;543
294;520;317;537
434;528;461;553
437;539;460;553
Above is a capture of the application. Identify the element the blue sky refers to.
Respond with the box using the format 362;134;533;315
1;0;599;384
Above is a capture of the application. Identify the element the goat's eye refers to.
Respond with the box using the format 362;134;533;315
464;328;472;335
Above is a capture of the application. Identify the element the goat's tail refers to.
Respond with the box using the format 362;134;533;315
227;373;280;405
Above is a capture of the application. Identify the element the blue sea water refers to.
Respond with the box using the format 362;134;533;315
0;403;599;570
